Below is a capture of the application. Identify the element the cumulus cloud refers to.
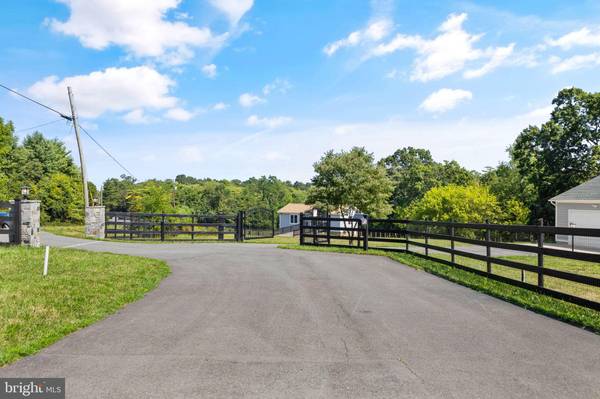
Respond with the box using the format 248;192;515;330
262;78;292;95
239;92;265;107
368;13;515;81
547;27;600;50
420;88;472;113
123;109;158;124
48;0;226;65
246;115;292;128
212;102;229;110
201;64;217;79
27;66;178;118
208;0;253;26
550;53;600;73
324;19;392;56
164;107;196;121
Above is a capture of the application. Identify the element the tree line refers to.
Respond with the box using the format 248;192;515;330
1;87;598;225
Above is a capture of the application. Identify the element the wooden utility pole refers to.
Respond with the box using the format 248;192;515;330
67;86;89;208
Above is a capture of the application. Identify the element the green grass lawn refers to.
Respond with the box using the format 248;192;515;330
43;224;86;239
279;244;600;333
0;246;170;366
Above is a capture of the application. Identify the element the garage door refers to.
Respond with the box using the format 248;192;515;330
568;209;600;249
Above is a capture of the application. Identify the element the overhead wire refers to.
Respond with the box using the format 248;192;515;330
1;82;136;179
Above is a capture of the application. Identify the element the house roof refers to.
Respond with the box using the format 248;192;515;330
550;175;600;202
277;203;313;214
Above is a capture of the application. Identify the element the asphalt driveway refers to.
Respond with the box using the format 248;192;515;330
1;233;600;398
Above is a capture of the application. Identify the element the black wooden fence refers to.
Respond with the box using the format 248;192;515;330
105;208;275;241
300;214;600;311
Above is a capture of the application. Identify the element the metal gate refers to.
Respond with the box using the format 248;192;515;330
0;201;19;244
243;208;275;240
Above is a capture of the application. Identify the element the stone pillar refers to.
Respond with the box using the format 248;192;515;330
18;200;41;247
85;206;105;239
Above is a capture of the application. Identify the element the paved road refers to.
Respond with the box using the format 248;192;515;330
2;234;600;398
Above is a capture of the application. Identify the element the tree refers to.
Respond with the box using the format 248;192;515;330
0;118;18;200
127;181;175;214
307;147;393;218
403;184;500;224
511;87;600;223
36;173;84;223
14;132;79;185
102;175;136;211
380;147;478;210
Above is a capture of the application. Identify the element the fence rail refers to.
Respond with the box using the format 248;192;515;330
105;208;275;242
299;214;600;312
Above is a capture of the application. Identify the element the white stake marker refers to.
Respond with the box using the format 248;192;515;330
43;246;50;276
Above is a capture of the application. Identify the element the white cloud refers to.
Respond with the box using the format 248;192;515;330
464;44;515;78
164;107;196;121
178;145;203;162
123;109;156;124
212;102;229;111
547;27;600;50
208;0;253;26
523;105;553;120
246;115;292;128
262;78;292;95
27;66;178;118
48;0;225;65
239;92;265;107
550;52;600;73
324;19;392;56
420;88;473;113
369;13;514;81
201;64;217;79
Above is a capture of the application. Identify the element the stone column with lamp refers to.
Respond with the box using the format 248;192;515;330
85;197;106;239
15;186;41;247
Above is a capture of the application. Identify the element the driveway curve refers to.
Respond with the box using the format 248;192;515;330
1;233;600;398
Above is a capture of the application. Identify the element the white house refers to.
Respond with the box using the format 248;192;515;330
550;175;600;249
277;203;364;233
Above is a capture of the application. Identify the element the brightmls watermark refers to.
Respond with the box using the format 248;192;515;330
0;379;64;399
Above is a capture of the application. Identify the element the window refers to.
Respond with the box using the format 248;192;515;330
290;214;298;224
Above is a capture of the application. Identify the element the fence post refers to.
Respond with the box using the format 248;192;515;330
299;212;304;245
240;211;245;242
537;218;544;288
191;215;195;241
485;219;491;274
160;214;165;241
326;215;331;245
363;215;369;251
425;225;429;256
450;222;455;264
218;215;224;241
405;223;409;252
129;212;133;240
13;199;22;244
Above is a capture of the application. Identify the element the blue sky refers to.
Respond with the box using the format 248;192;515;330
2;0;600;185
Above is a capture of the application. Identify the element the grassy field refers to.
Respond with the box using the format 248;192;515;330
43;224;86;239
279;244;600;333
0;246;169;366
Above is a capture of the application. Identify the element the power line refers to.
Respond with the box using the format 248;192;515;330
0;83;72;120
77;122;136;179
1;81;136;180
15;118;65;133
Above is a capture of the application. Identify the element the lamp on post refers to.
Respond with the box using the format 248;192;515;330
20;186;30;200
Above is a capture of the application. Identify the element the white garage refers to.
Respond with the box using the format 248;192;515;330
550;175;600;250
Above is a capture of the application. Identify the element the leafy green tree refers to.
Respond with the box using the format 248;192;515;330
102;175;136;211
14;132;79;185
511;87;600;222
403;184;500;223
380;147;478;210
307;147;393;218
0;118;17;200
36;173;84;223
127;181;175;214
